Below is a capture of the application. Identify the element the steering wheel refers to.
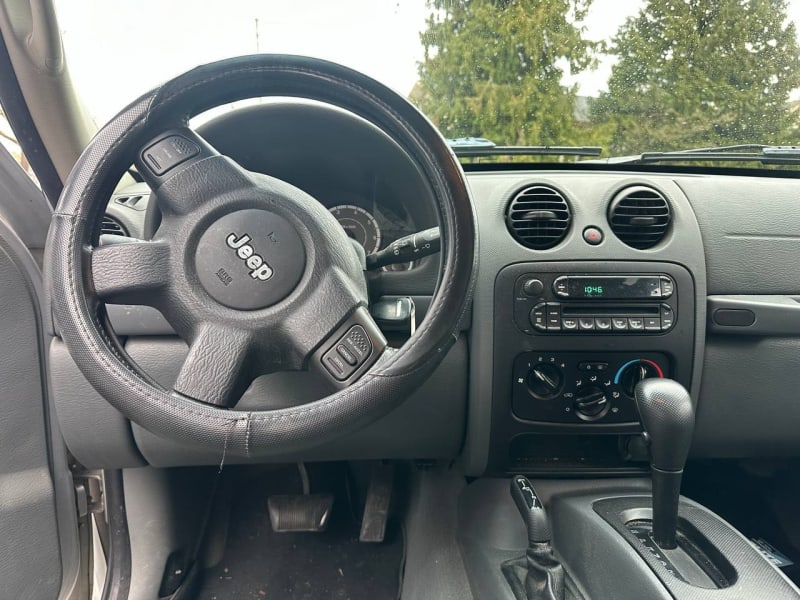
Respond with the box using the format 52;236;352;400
46;55;476;457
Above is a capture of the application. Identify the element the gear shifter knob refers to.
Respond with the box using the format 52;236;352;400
634;378;695;549
634;378;694;472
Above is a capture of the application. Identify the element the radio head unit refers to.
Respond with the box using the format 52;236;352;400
513;273;677;335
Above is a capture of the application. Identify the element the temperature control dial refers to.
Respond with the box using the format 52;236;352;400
616;359;665;397
527;363;564;400
574;386;610;420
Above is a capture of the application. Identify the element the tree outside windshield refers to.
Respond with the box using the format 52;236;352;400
56;0;800;162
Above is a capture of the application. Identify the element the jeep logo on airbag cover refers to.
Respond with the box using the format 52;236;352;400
195;209;305;310
226;233;274;281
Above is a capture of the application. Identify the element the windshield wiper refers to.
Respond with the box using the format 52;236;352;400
446;137;602;159
596;144;800;165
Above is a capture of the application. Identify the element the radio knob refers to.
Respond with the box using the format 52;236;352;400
522;278;544;296
527;363;564;400
574;386;610;420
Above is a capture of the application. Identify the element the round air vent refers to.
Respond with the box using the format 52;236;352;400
506;185;571;249
100;215;128;237
608;186;671;249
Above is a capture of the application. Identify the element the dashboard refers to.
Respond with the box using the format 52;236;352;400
57;99;800;474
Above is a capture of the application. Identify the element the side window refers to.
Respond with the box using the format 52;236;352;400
0;107;40;188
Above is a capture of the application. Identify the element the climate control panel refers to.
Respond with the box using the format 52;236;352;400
512;351;670;424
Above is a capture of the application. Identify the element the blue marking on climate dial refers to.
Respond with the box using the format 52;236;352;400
614;359;642;384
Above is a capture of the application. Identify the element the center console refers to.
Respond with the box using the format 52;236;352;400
477;258;800;599
463;382;800;599
489;261;696;474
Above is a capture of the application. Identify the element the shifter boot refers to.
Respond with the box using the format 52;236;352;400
524;542;566;600
503;550;581;600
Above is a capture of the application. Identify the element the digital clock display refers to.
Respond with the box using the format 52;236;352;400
565;276;664;299
584;285;605;297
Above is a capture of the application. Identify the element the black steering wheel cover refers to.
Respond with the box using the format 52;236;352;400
46;55;477;457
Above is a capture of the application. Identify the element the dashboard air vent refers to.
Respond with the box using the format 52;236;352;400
608;186;671;249
100;215;128;237
506;185;571;249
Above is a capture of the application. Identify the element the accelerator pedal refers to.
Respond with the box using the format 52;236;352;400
359;463;395;543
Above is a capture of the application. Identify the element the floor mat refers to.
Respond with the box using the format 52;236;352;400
196;465;405;600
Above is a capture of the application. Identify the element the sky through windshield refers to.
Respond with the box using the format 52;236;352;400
55;0;649;124
54;0;800;158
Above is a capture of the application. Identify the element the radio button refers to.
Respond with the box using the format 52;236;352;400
554;277;569;297
546;303;561;330
645;317;662;331
612;317;629;331
660;304;675;330
660;276;674;298
595;317;612;331
578;317;595;331
530;303;547;331
628;317;645;331
562;317;579;331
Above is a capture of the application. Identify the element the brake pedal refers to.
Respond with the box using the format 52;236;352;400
267;493;334;533
359;463;395;543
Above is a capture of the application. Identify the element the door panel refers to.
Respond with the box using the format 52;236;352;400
0;150;79;597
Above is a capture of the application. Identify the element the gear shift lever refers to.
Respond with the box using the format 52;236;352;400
511;474;551;545
634;378;695;550
510;475;565;600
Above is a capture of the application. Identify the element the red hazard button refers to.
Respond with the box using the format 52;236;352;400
583;227;604;245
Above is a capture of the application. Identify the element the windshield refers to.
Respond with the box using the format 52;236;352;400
55;0;800;168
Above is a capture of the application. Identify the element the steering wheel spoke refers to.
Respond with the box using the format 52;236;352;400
173;323;254;407
135;127;255;217
90;238;171;305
